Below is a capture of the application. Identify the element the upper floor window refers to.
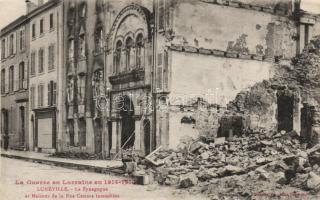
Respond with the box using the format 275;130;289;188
125;37;133;71
9;66;14;92
38;49;44;73
1;39;5;59
19;30;25;51
9;34;14;55
31;52;36;75
49;13;54;30
48;81;57;106
113;40;122;74
40;19;44;35
158;0;165;31
136;33;144;68
38;84;44;107
32;23;36;38
48;44;55;70
1;69;5;94
19;62;25;89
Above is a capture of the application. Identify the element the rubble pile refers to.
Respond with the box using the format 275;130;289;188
132;130;320;197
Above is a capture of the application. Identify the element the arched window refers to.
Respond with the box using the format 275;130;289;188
113;40;122;74
125;37;133;71
136;33;144;68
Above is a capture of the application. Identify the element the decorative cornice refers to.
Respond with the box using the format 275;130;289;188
168;43;273;62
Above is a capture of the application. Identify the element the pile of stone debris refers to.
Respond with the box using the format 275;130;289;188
129;130;320;198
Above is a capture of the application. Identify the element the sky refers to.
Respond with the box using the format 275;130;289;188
0;0;320;30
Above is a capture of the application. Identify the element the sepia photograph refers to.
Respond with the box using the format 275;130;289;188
0;0;320;199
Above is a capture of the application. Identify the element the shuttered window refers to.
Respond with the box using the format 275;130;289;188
38;49;44;73
48;44;55;70
31;52;36;75
38;84;44;107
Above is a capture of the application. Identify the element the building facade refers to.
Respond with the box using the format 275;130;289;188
27;0;64;153
1;16;29;150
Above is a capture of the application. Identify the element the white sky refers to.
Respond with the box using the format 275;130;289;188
0;0;320;30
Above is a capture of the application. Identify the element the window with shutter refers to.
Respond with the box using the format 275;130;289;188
1;39;6;59
9;34;14;55
40;19;44;35
53;82;57;105
31;52;36;75
38;84;44;107
32;23;36;39
49;13;54;30
9;66;14;92
48;45;55;70
38;49;44;73
1;69;5;94
48;82;52;106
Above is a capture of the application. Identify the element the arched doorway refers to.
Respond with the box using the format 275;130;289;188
143;119;151;155
119;95;135;149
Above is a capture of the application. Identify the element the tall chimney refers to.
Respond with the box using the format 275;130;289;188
25;0;37;14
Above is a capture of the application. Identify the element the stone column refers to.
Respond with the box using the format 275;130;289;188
110;120;118;156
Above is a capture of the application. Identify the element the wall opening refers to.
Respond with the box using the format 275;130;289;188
120;95;135;149
143;119;151;155
19;106;25;146
78;118;86;146
277;92;294;132
300;104;314;146
67;119;75;146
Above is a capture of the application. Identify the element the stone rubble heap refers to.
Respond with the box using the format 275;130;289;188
132;130;320;197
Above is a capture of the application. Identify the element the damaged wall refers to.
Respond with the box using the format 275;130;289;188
171;0;297;59
169;51;273;107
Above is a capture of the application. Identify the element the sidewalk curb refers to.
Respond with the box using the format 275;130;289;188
1;153;126;177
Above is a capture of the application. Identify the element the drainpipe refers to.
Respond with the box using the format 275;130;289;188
102;6;108;160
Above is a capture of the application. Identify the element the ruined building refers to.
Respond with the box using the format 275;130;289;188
1;0;320;157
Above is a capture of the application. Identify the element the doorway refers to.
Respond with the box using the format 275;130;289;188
277;92;294;132
20;106;25;146
120;95;135;149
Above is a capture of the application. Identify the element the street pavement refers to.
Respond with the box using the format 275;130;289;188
0;157;209;200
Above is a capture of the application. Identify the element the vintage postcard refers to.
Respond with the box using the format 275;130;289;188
0;0;320;199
